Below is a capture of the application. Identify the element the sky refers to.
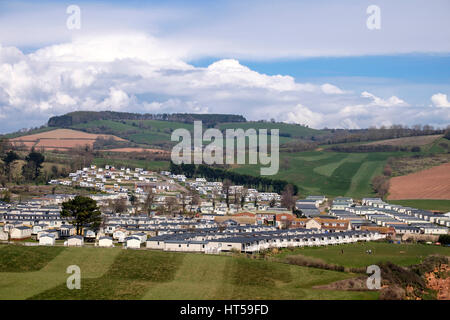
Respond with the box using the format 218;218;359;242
0;0;449;133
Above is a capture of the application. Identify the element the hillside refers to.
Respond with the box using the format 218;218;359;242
0;245;376;300
1;111;448;201
48;111;246;128
9;129;126;151
1;243;448;300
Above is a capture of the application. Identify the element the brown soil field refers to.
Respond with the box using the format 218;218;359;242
388;162;450;200
101;147;169;154
10;129;126;151
365;134;442;147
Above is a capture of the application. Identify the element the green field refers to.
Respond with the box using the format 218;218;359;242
388;200;450;212
0;245;381;300
232;151;411;197
274;242;450;268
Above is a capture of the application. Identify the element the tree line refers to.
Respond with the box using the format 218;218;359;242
330;145;422;153
318;125;446;145
48;111;246;127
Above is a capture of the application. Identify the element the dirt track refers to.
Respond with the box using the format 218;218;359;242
388;162;450;200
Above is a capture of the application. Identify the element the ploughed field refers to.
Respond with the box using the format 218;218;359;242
9;129;126;151
0;243;448;300
388;162;450;200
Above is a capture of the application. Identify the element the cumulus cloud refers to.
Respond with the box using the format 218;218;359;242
431;93;450;107
361;91;408;107
0;34;448;133
321;83;345;95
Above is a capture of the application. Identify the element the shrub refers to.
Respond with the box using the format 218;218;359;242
438;234;450;245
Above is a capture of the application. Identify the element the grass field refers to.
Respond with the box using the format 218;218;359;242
388;200;450;212
274;242;450;268
232;151;411;197
0;245;381;300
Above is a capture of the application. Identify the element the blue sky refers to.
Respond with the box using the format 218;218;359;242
0;0;449;132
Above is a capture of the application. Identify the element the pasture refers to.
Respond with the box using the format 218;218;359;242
232;151;405;197
274;242;450;268
0;245;378;300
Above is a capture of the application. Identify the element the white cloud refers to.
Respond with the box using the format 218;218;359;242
321;83;346;95
431;93;450;107
361;91;408;107
0;34;448;133
1;0;449;59
283;104;324;128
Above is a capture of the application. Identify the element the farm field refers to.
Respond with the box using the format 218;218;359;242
274;242;450;268
388;162;450;200
364;134;443;147
0;245;378;300
9;129;126;151
232;151;409;197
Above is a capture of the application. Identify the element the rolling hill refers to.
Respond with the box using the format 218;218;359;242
1;111;448;201
9;129;126;151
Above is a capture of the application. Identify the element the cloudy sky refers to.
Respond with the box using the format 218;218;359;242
0;0;449;133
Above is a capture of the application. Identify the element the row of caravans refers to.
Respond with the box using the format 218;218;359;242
147;231;385;253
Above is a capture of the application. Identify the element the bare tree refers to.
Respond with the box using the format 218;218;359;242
223;179;232;209
281;184;296;211
110;198;127;214
143;188;155;215
179;191;188;214
240;188;248;209
165;197;179;215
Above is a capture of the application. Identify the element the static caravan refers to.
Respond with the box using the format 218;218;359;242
39;233;56;246
125;236;141;249
67;235;84;246
98;236;114;247
10;226;32;240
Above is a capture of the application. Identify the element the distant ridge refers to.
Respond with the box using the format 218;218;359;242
48;111;247;127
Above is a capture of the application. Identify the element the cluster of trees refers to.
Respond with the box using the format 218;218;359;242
318;125;446;145
169;161;298;195
444;129;450;140
280;140;318;153
371;163;392;198
48;111;246;127
0;144;46;185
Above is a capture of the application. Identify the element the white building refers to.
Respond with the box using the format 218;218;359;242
39;233;56;246
98;236;114;247
66;235;84;246
125;236;141;249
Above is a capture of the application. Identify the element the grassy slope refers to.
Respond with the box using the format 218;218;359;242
274;242;450;268
0;246;121;299
217;121;327;140
232;151;410;197
0;245;378;300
